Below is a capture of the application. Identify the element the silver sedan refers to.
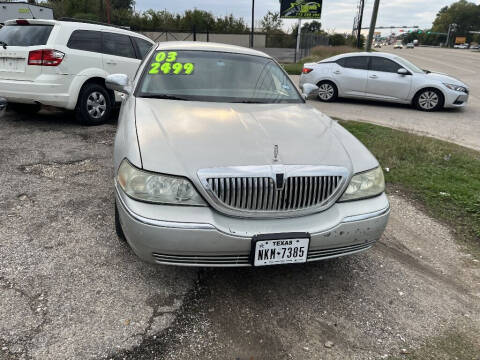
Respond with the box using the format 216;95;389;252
107;42;389;267
299;52;469;111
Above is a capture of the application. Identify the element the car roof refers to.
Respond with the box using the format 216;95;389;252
155;41;272;58
3;19;153;42
320;51;398;62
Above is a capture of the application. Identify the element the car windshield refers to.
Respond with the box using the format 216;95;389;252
394;56;425;74
0;25;53;46
137;50;303;103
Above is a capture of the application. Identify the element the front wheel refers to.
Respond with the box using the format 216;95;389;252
76;83;112;125
316;81;338;102
414;88;444;112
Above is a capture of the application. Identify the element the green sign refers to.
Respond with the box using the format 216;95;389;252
280;0;322;19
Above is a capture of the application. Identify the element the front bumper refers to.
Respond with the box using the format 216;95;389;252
116;184;390;267
443;88;469;108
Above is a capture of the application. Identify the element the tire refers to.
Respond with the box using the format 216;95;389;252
115;201;126;242
75;83;112;125
414;88;444;112
9;103;41;115
316;81;338;102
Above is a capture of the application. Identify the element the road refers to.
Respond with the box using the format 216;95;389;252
1;109;479;359
297;46;480;152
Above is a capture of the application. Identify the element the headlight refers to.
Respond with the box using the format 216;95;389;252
117;159;206;206
339;167;385;202
443;83;467;93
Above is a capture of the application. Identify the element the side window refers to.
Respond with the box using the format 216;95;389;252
67;30;102;53
102;32;136;59
335;58;345;67
133;37;153;59
370;57;402;73
343;56;369;70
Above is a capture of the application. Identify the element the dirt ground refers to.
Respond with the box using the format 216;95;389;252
1;110;479;360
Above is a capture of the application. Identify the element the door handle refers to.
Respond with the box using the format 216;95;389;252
333;70;341;74
106;61;117;65
369;74;378;79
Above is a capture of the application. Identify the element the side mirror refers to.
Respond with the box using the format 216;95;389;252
301;83;319;100
0;97;7;118
397;68;410;75
106;74;131;95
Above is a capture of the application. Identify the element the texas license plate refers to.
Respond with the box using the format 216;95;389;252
251;233;310;266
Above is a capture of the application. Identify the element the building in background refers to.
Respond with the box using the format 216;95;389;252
0;1;53;23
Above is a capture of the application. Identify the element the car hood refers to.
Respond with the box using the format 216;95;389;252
424;72;466;86
134;99;356;180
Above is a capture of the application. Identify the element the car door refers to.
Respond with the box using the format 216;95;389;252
365;56;412;100
101;31;140;79
332;56;369;96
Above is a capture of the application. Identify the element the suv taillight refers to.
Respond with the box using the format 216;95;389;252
28;49;65;66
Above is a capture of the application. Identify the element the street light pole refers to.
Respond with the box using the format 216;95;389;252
356;0;365;49
366;0;380;51
250;0;255;48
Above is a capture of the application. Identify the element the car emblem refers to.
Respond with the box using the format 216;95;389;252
273;144;279;162
275;173;285;190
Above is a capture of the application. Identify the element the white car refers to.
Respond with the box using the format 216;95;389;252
393;42;403;49
0;19;154;124
299;52;469;111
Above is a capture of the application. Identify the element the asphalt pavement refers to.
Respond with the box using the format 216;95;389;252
298;46;480;152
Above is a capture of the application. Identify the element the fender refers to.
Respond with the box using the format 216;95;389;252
66;68;110;110
410;84;447;103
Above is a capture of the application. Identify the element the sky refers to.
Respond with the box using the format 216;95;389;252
134;0;480;35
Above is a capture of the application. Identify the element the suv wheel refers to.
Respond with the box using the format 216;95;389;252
414;88;443;111
76;83;112;125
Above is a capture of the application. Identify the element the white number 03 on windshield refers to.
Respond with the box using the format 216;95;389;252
149;51;195;75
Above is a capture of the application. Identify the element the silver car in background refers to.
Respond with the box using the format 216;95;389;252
107;42;389;267
300;52;469;111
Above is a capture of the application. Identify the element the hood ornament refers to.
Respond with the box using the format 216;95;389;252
273;144;279;162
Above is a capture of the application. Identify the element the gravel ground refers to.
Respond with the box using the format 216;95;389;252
1;110;479;360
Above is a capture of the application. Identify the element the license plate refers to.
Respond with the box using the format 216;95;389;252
251;233;310;266
0;58;25;72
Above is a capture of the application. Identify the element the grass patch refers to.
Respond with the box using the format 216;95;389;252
282;45;360;75
339;120;480;253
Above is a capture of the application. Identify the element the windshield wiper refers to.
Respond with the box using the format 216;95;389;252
0;41;8;49
231;100;266;104
140;94;189;101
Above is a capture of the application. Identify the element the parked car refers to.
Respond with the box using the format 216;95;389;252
109;42;390;267
454;43;469;49
406;42;414;49
0;19;154;124
374;43;381;48
300;52;469;111
393;41;403;49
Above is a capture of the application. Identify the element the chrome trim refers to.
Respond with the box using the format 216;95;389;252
342;205;390;223
198;165;350;219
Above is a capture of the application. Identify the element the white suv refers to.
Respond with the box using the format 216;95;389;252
0;19;154;125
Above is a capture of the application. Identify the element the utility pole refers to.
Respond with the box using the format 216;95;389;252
105;0;111;24
366;0;380;51
446;23;457;48
250;0;255;48
295;19;302;63
356;0;365;49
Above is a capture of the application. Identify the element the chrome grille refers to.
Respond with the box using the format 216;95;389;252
206;175;343;212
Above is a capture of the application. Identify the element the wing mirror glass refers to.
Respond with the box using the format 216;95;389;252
301;83;319;99
397;68;409;75
0;97;7;118
106;74;131;95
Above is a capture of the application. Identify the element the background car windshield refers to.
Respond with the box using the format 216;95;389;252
394;56;424;74
0;25;53;46
138;50;302;103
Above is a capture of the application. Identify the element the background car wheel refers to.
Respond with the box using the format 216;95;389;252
316;81;338;102
9;103;41;115
76;83;112;125
115;202;126;242
414;88;444;111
